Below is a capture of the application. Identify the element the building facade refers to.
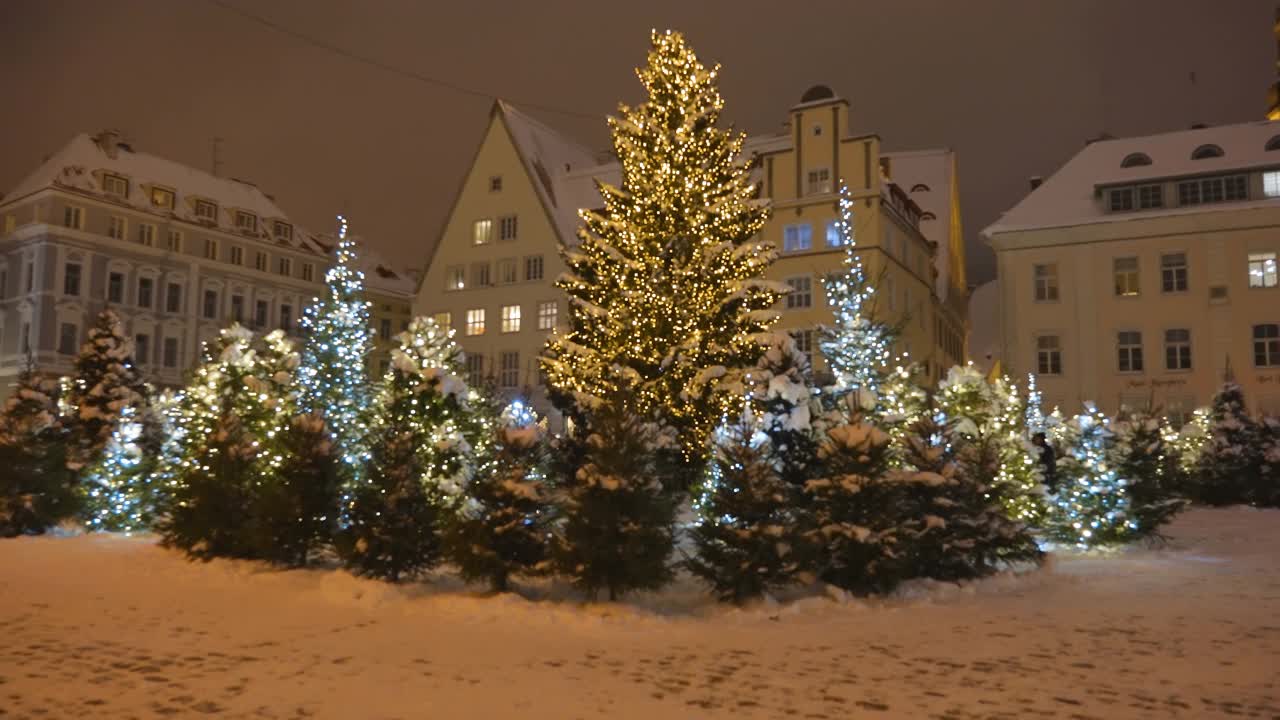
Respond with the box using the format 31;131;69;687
415;89;969;422
0;130;328;396
984;120;1280;420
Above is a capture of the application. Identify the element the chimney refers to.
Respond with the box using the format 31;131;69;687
96;129;121;159
1029;176;1044;191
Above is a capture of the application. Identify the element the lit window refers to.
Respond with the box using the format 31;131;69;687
825;219;846;247
194;200;218;222
63;206;83;230
137;277;153;309
163;337;180;368
1113;257;1139;296
166;283;182;313
537;301;557;330
501;304;521;333
489;175;503;192
1266;171;1280;198
58;323;78;355
525;255;544;281
466;355;485;387
1036;335;1062;375
278;257;292;277
806;168;831;195
63;262;81;297
785;276;812;309
466;308;486;336
108;216;126;240
1255;324;1280;367
472;262;491;287
499;215;518;241
273;221;292;242
1034;263;1059;301
102;173;129;197
1117;330;1143;373
783;224;812;252
1109;188;1134;212
108;272;125;303
1249;252;1278;288
151;187;174;209
447;265;466;291
1165;329;1192;371
498;258;517;284
235;211;257;232
473;219;493;245
433;312;451;329
500;351;520;388
166;229;182;252
203;289;219;319
1161;252;1187;292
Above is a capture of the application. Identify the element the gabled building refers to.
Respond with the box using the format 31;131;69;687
416;89;969;422
0;130;328;396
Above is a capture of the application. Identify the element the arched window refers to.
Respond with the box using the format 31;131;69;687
910;183;930;193
1191;144;1224;160
920;211;937;221
1266;135;1280;151
1120;153;1151;168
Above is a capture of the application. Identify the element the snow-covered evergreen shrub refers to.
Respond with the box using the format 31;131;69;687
0;363;76;535
64;309;149;474
1260;416;1280;507
246;412;341;566
1111;409;1187;536
751;333;820;486
1193;383;1265;506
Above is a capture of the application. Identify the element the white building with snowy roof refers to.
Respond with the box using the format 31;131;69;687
0;130;329;395
983;119;1280;419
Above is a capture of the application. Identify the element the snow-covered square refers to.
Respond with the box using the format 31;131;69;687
2;507;1277;719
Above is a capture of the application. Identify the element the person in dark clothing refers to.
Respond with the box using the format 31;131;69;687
1032;432;1058;494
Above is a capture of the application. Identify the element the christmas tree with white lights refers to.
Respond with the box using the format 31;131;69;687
1046;403;1134;547
298;215;374;488
542;30;781;460
80;402;151;532
820;182;894;399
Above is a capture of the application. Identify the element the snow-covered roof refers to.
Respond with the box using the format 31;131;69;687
2;131;325;255
497;102;600;242
356;243;416;299
883;148;956;300
985;120;1280;236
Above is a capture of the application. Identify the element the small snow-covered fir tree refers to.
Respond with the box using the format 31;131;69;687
64;308;149;473
875;362;928;468
1045;403;1135;547
751;333;820;486
297;215;374;488
246;412;340;566
446;401;553;592
687;417;804;603
1260;416;1280;507
555;397;679;601
1193;382;1264;506
0;359;76;536
1110;409;1187;537
80;402;151;533
819;182;894;398
542;30;782;460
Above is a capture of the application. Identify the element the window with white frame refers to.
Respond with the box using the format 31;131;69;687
108;216;126;240
1178;175;1247;205
783;224;812;252
1117;330;1144;373
1161;252;1188;292
64;206;84;230
63;262;81;297
785;276;812;309
107;271;125;304
1255;323;1280;367
58;322;78;355
1109;187;1134;212
1165;328;1192;370
1265;171;1280;198
1036;335;1062;375
472;262;491;287
499;351;520;388
278;257;292;277
497;258;517;284
466;308;486;336
204;238;219;261
273;221;292;242
473;219;493;245
138;223;156;247
166;282;182;313
791;328;815;367
465;355;485;387
163;337;180;368
499;215;518;241
1249;252;1278;288
825;219;846;247
501;304;521;333
151;186;174;209
446;265;465;290
537;301;557;330
102;173;129;198
1137;184;1163;209
231;246;245;266
195;199;218;222
525;255;544;281
1029;262;1059;298
806;168;831;195
166;229;182;252
1113;257;1140;296
137;277;154;309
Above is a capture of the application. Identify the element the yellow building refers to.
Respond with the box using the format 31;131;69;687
984;120;1280;420
416;89;968;422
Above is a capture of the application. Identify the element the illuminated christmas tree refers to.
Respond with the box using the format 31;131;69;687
1110;408;1186;535
0;357;76;536
875;362;928;468
820;182;894;398
1045;403;1134;547
297;215;374;489
1192;382;1264;506
64;308;149;473
247;412;340;566
542;30;781;460
446;401;553;592
1024;373;1045;436
80;402;151;533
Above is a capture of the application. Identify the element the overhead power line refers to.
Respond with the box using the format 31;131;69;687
203;0;599;120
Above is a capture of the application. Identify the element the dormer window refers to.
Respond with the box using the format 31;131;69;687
102;173;129;198
194;199;218;222
273;220;292;242
151;186;175;209
1120;153;1152;168
1191;144;1224;160
910;183;931;193
235;211;257;233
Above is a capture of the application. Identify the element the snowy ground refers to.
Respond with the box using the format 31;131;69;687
2;509;1279;719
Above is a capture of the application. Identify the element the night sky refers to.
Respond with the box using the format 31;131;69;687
0;0;1271;284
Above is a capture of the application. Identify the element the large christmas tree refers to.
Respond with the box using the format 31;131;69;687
297;215;374;486
820;182;894;398
542;30;781;459
64;308;149;473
